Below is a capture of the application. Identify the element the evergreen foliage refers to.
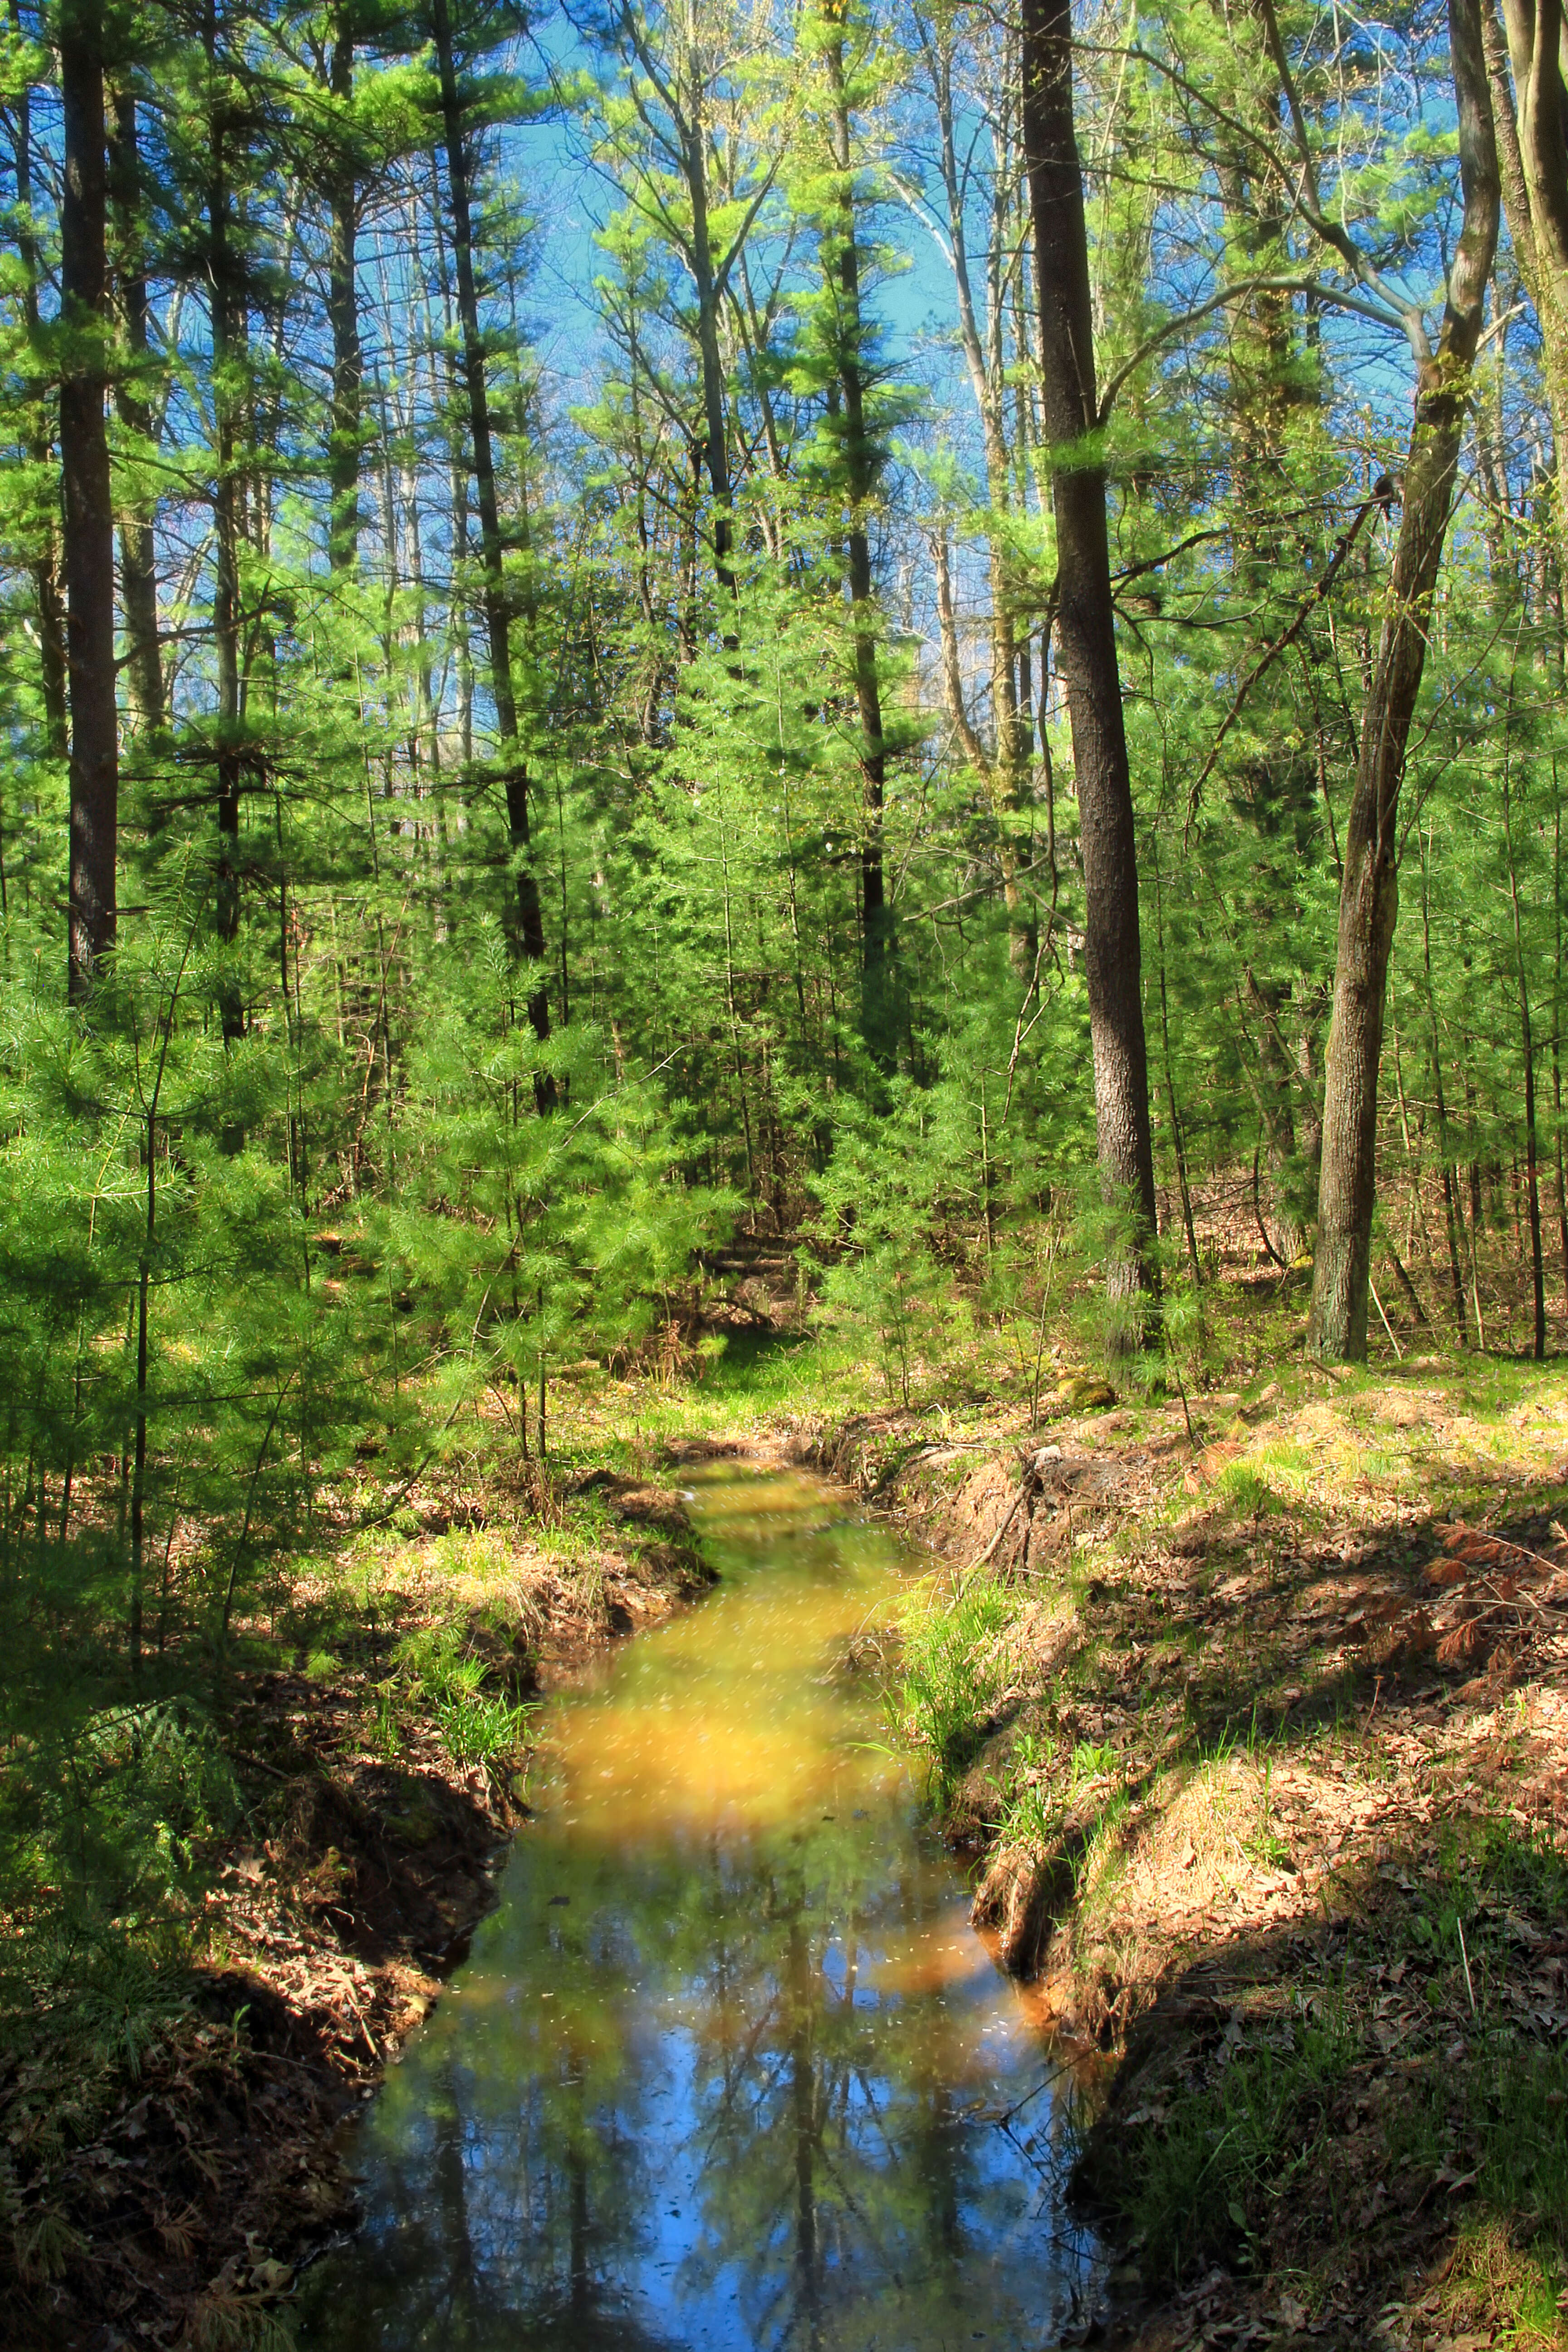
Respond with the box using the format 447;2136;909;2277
0;0;1563;2109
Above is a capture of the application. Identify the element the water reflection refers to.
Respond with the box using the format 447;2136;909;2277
298;1468;1095;2351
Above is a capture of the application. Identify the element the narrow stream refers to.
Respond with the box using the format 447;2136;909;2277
297;1464;1097;2351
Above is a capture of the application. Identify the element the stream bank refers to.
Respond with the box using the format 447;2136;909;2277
811;1362;1568;2350
5;1466;710;2352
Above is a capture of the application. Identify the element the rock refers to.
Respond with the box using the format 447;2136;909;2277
1039;1376;1117;1420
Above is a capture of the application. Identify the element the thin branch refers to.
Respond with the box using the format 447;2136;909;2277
1185;482;1394;839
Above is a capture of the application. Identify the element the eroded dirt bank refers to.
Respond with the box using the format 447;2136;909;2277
810;1363;1568;2350
5;1470;710;2352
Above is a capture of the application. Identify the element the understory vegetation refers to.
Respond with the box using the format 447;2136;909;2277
866;1321;1568;2347
9;0;1568;2334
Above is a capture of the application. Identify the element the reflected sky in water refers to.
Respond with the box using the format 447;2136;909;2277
297;1468;1095;2352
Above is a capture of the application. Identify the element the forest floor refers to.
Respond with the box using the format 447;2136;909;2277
7;1457;712;2352
815;1332;1568;2351
16;1259;1568;2352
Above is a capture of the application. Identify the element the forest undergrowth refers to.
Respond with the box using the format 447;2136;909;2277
8;1203;1568;2349
831;1260;1568;2352
0;1419;716;2350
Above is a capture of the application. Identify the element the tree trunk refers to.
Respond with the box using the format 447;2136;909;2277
10;20;68;757
682;111;734;598
1308;0;1499;1359
327;9;361;572
109;91;164;738
1489;0;1568;559
926;29;1033;970
61;0;118;999
1503;757;1547;1356
431;0;551;1051
205;20;245;1045
822;26;894;1062
1554;786;1568;1305
1021;0;1159;1346
1420;833;1469;1345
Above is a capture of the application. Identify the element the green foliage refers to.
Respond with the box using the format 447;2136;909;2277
3;0;1568;2284
1122;1990;1357;2283
389;1622;535;1774
1107;1823;1568;2302
890;1570;1016;1803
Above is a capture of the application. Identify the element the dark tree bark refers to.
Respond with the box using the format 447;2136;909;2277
685;117;735;598
1308;0;1499;1359
109;91;164;737
1021;0;1159;1345
822;20;895;1061
327;6;362;572
1420;834;1470;1345
431;0;552;1052
205;3;245;1043
9;21;68;757
60;0;119;999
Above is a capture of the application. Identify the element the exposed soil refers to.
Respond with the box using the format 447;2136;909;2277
812;1359;1568;2350
4;1468;711;2352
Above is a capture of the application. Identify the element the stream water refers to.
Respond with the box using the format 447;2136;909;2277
296;1463;1097;2351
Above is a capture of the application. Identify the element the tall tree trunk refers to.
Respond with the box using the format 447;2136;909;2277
1502;756;1547;1355
1488;0;1568;558
429;152;475;769
1420;832;1470;1345
681;101;734;598
431;0;551;1051
1553;784;1568;1306
327;9;361;572
1021;0;1159;1346
10;20;68;757
61;0;118;999
612;8;737;604
821;23;894;1062
206;10;245;1045
1308;0;1499;1359
109;91;164;738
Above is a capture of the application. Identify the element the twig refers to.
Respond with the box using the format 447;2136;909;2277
1454;1526;1555;1573
1185;487;1391;841
229;1748;295;1782
1456;1916;1477;2018
950;1479;1031;1607
1170;1358;1198;1451
1368;1274;1403;1359
997;2061;1070;2126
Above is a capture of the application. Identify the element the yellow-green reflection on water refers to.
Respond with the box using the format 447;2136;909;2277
296;1466;1096;2352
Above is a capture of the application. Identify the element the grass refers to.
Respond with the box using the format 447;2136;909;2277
1117;1989;1358;2283
545;1327;885;1469
890;1568;1017;1805
1116;2022;1568;2334
1214;1464;1282;1519
1086;1820;1568;2343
